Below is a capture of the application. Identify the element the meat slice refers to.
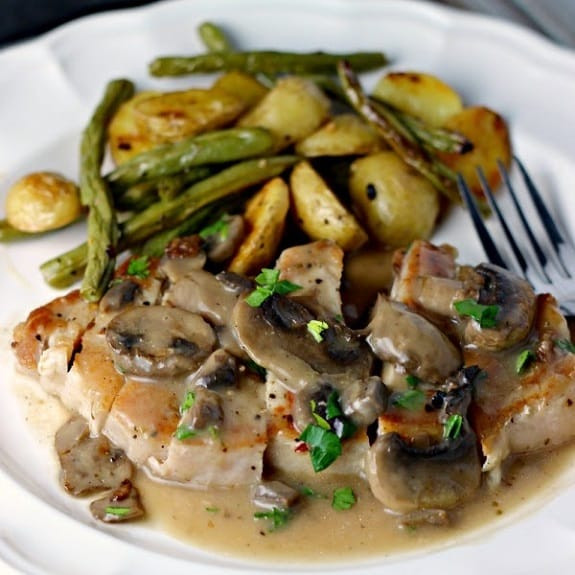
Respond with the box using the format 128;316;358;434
148;372;268;487
11;290;98;395
275;239;344;319
468;294;575;471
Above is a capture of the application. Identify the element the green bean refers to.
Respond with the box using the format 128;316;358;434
0;219;35;242
149;51;387;78
198;22;234;53
107;127;274;191
79;78;135;302
123;155;299;244
40;156;298;287
337;61;460;204
116;167;215;211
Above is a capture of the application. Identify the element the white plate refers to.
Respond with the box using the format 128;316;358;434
2;1;575;573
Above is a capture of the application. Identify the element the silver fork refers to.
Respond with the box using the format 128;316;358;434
457;156;575;316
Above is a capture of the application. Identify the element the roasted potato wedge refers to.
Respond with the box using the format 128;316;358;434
349;151;440;248
290;161;367;251
295;113;384;157
6;171;82;233
108;91;161;164
212;71;269;111
228;177;290;276
133;88;246;144
237;76;330;151
372;72;463;127
437;106;512;199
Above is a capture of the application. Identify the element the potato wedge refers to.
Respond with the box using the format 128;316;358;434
349;151;439;248
212;71;269;111
373;72;463;127
295;113;384;157
437;106;512;198
290;161;367;251
108;91;161;164
133;88;246;144
228;177;290;276
237;76;330;151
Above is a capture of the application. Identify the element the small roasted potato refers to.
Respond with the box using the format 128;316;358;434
437;106;512;199
237;76;330;151
133;88;246;143
212;71;269;111
290;160;367;251
349;151;440;248
372;72;463;127
108;91;161;164
228;177;290;276
5;171;82;233
295;114;384;157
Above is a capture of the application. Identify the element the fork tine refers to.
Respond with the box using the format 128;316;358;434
456;173;507;269
476;167;529;276
514;156;572;278
494;162;551;283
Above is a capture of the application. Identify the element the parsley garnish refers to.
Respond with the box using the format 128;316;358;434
179;391;196;415
299;424;342;472
126;255;150;279
332;487;356;511
454;299;499;328
105;506;132;517
405;375;421;389
199;214;230;240
245;359;267;379
307;320;329;343
253;507;291;531
555;339;575;353
310;399;331;430
245;268;302;307
516;349;536;374
443;414;463;440
174;425;197;440
392;389;425;410
205;505;220;513
299;485;326;499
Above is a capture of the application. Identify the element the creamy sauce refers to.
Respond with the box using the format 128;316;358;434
137;443;575;564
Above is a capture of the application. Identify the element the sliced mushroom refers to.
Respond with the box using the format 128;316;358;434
367;295;461;384
232;294;372;393
55;416;133;496
461;263;536;351
340;376;388;427
203;214;245;263
191;349;238;389
90;479;145;523
181;387;224;431
106;306;216;377
366;429;481;514
252;480;300;510
159;235;207;282
99;280;141;313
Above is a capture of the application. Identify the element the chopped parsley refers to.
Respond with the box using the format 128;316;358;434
299;485;326;499
332;487;356;511
454;299;499;328
405;374;421;389
126;255;150;279
253;507;291;531
516;349;536;374
179;390;196;415
245;359;267;379
105;506;132;517
174;425;198;441
299;424;342;472
199;214;230;240
443;414;463;440
205;505;220;513
310;400;331;430
392;389;425;410
555;339;575;353
307;319;329;343
245;268;301;307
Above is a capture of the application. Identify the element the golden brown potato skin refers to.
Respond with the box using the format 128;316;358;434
349;151;440;248
437;106;512;199
228;177;290;276
6;171;82;232
290;161;368;252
